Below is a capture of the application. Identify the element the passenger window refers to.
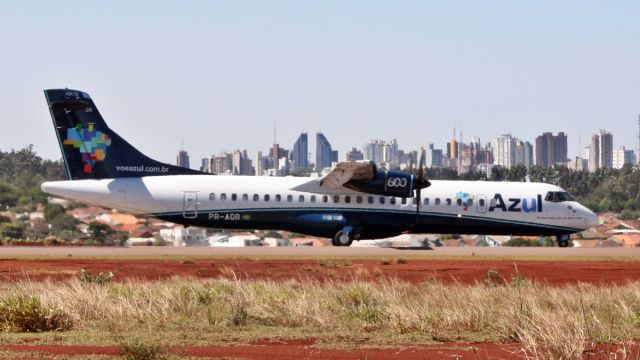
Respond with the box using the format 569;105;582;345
479;199;485;207
333;195;340;203
424;198;429;206
299;195;305;202
356;196;363;204
401;198;407;205
446;198;452;206
311;195;316;203
287;195;293;202
456;199;462;206
435;198;441;205
209;193;215;201
467;199;473;207
390;197;396;205
368;196;374;204
253;194;259;201
231;193;237;201
221;193;227;201
322;195;329;203
275;194;281;202
412;198;418;205
345;196;351;204
264;194;270;202
379;196;385;204
241;194;248;201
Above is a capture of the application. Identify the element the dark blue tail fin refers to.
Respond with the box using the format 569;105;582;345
45;89;205;180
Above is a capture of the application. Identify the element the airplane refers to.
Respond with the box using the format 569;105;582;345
41;89;599;247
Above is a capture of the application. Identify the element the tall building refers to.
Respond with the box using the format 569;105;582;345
255;151;264;176
232;150;243;175
567;157;588;172
385;139;400;167
449;125;458;160
491;134;517;169
449;138;458;160
316;132;333;172
588;130;613;172
516;140;534;169
535;132;568;167
346;148;364;161
204;153;232;174
331;150;339;163
232;149;253;175
427;143;443;168
362;139;400;167
613;146;636;169
637;114;640;164
363;139;385;164
176;150;190;169
291;133;308;169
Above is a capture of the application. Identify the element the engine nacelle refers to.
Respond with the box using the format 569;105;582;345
344;168;415;198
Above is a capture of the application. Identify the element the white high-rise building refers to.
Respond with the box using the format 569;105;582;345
363;139;385;164
515;140;534;169
613;146;636;169
363;139;400;167
491;134;517;169
588;130;613;172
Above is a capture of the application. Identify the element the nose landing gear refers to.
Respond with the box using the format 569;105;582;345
556;234;571;248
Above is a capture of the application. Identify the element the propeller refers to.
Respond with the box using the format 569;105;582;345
414;147;431;226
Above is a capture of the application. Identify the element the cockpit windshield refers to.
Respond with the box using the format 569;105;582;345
544;191;574;203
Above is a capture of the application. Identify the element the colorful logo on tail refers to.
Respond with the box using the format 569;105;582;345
63;123;112;173
455;191;475;211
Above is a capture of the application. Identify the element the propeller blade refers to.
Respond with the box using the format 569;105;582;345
415;147;426;226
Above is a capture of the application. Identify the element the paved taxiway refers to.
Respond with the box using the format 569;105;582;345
1;246;639;257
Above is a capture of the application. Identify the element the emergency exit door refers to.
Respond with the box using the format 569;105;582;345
183;191;198;219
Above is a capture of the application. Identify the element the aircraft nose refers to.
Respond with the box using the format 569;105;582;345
585;209;599;228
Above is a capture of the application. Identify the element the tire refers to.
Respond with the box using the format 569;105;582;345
557;234;570;248
333;231;353;247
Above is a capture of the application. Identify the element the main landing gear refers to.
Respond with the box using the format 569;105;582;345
556;234;570;248
332;226;357;247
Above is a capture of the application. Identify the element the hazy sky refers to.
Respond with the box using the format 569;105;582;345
1;1;639;165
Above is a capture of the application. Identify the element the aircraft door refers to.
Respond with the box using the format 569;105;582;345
476;195;487;213
183;191;198;219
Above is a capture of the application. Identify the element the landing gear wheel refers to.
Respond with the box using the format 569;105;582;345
333;231;353;247
557;234;570;248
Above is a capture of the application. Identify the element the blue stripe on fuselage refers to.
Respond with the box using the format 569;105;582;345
150;207;582;239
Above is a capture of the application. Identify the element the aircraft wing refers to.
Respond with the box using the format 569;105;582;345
290;161;376;194
319;161;376;189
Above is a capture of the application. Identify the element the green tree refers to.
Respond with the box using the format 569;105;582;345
49;214;78;233
0;222;24;239
44;204;65;222
87;221;115;244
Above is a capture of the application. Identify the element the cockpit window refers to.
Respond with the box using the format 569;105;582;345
545;191;574;203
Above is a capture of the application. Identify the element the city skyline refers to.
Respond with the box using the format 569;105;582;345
189;126;635;176
1;2;639;163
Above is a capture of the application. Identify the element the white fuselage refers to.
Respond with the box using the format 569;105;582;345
41;175;598;240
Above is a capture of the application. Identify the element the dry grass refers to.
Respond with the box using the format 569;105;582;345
1;277;640;359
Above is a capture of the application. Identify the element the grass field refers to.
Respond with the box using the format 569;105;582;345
2;272;640;359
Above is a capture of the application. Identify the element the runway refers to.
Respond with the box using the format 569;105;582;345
1;246;639;257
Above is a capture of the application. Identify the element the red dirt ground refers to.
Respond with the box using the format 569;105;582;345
1;257;640;359
0;341;638;359
1;257;640;285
